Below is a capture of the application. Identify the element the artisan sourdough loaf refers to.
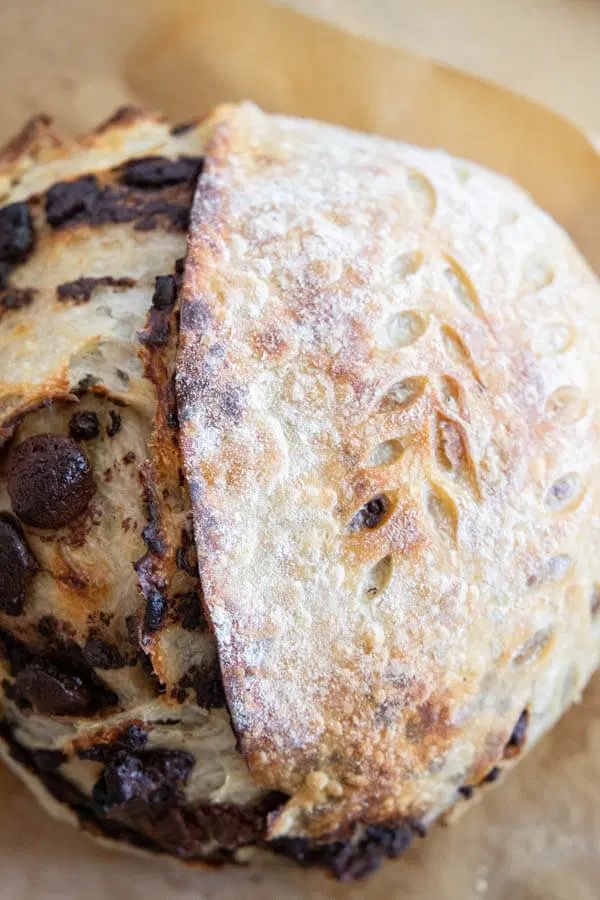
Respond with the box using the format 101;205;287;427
0;102;599;880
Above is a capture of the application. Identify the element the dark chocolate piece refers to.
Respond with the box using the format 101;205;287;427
82;636;125;670
118;156;203;189
151;274;178;309
10;658;92;716
7;433;94;529
46;175;101;228
106;410;122;437
92;748;194;813
0;202;34;262
57;275;135;304
0;514;37;615
143;592;167;634
69;410;100;441
348;495;390;531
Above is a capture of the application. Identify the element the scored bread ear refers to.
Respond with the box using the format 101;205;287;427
178;101;600;840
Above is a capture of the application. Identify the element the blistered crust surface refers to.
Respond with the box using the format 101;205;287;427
178;103;600;838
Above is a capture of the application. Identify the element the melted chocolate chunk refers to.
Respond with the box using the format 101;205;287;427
46;175;101;227
57;275;135;304
174;592;206;631
7;434;95;529
93;748;194;813
10;658;92;715
0;515;37;615
82;636;125;670
176;663;225;709
143;592;167;634
106;410;122;437
77;724;148;762
348;495;389;532
118;156;203;189
151;274;178;309
272;823;415;881
69;410;100;441
0;202;34;263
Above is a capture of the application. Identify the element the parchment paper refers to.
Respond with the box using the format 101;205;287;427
0;1;599;897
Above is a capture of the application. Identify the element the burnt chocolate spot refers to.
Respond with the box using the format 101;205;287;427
106;410;122;437
271;823;415;881
7;434;95;529
82;636;125;670
152;274;178;309
57;275;135;304
92;748;194;813
0;287;35;313
143;592;167;634
0;514;37;615
46;175;101;227
0;202;34;263
10;658;93;716
118;156;203;189
69;410;100;441
348;495;390;532
504;709;529;757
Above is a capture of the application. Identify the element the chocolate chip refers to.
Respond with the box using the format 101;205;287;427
176;663;225;709
46;175;101;227
10;659;92;716
504;709;529;758
7;434;95;529
143;592;167;634
0;202;34;263
175;529;198;578
170;121;195;137
0;287;35;313
482;766;501;783
69;410;100;441
106;410;122;437
152;274;178;309
0;515;37;615
92;748;194;813
83;636;125;670
348;495;390;531
119;156;203;189
57;275;135;304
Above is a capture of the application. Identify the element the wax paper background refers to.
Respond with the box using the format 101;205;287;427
0;1;599;897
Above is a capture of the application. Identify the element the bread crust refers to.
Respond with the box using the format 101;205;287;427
178;102;600;840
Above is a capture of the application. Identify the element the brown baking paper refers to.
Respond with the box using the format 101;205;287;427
1;1;599;897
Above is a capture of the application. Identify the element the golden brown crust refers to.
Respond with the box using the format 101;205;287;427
178;103;600;839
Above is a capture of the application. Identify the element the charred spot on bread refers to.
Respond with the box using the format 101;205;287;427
57;275;135;304
0;201;35;263
7;433;95;529
0;514;37;616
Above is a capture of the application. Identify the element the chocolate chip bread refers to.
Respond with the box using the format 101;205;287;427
1;103;599;882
